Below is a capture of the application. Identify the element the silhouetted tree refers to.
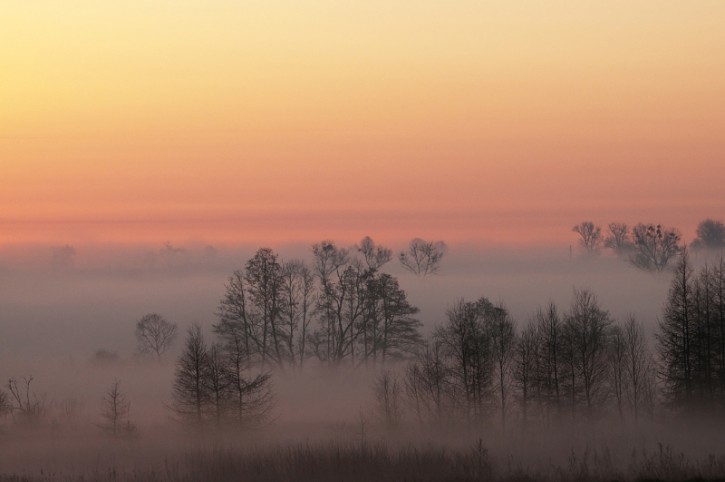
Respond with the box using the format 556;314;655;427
279;260;315;367
691;219;725;251
535;302;564;420
172;324;210;427
563;289;612;414
135;313;178;361
357;236;392;271
513;322;537;428
491;305;516;428
99;380;135;438
435;298;498;420
657;251;694;409
630;223;682;271
623;315;651;422
245;248;284;365
374;370;403;430
572;222;602;255
399;238;447;276
404;341;452;426
604;223;634;256
608;324;627;419
7;377;44;425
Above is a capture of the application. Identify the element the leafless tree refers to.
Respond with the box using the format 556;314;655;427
399;238;447;276
623;315;649;423
630;223;682;271
563;289;612;415
691;219;725;251
136;313;178;361
374;370;403;430
7;377;44;425
491;305;516;428
513;322;537;428
99;380;135;438
172;324;210;427
572;221;602;255
357;236;392;271
608;323;627;419
279;260;315;367
604;222;634;256
404;341;452;427
535;302;564;420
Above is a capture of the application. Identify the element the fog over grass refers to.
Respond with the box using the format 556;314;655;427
1;241;723;481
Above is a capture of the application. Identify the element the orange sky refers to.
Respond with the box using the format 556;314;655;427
2;1;724;247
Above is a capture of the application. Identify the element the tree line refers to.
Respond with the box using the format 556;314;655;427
572;218;725;271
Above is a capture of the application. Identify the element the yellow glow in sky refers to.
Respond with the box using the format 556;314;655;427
2;1;724;246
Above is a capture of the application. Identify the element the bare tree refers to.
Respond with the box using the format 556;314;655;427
608;324;627;419
491;305;516;428
374;370;403;430
630;223;682;271
99;380;135;438
691;219;725;251
7;377;44;425
623;315;649;423
513;322;537;429
279;260;315;367
572;221;602;255
563;289;612;414
136;313;178;361
399;238;447;276
172;324;210;427
357;236;392;271
604;223;633;256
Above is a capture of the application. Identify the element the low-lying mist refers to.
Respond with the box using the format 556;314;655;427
1;241;723;481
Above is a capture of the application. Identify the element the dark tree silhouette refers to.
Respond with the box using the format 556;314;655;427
572;221;602;255
630;223;682;271
399;238;447;276
603;222;634;256
99;380;134;438
691;219;725;251
135;313;178;360
357;236;392;271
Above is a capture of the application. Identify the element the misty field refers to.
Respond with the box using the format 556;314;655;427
3;242;725;481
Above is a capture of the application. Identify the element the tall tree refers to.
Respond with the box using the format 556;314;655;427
657;251;695;408
172;324;210;427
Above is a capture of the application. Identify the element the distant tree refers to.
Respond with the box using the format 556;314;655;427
691;219;725;251
99;380;135;438
7;377;44;425
603;223;634;256
0;389;11;422
357;236;392;271
572;222;602;255
374;370;403;430
136;313;178;361
399;238;447;276
630;223;682;271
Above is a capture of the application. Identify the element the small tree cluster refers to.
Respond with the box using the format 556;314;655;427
400;291;656;430
658;252;725;412
216;238;423;369
573;221;683;271
171;324;274;430
135;313;178;361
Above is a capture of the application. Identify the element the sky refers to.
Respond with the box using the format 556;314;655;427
2;1;724;247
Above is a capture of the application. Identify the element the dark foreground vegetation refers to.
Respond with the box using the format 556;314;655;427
2;437;725;482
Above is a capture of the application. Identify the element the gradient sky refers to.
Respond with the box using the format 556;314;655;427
2;1;724;247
